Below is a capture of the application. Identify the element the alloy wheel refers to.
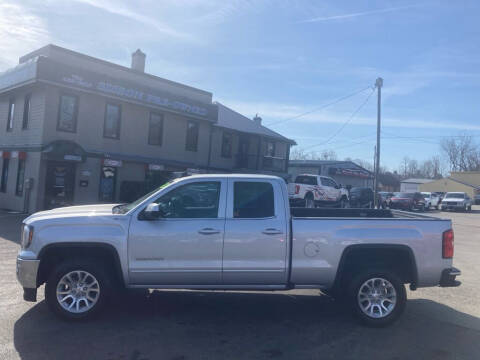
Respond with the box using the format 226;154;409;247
357;277;397;319
56;270;101;313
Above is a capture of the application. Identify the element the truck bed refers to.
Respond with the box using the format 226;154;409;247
290;207;442;219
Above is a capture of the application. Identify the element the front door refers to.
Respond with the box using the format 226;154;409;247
223;179;288;284
44;161;76;209
128;179;226;285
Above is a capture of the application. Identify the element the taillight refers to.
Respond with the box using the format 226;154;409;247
442;229;454;258
295;185;300;194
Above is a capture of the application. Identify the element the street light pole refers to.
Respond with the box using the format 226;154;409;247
374;77;383;208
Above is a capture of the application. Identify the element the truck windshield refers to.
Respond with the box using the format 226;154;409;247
112;180;176;214
445;193;465;199
295;176;317;185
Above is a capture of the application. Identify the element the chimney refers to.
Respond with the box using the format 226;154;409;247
253;113;262;126
131;49;146;72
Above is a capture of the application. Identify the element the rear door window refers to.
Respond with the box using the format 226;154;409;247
295;176;317;185
233;181;274;218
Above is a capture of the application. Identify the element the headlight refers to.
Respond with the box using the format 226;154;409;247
21;224;34;249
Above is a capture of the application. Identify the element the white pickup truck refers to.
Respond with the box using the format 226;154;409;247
288;174;349;208
17;174;461;326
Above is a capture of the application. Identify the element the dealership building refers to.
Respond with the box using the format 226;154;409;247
0;45;294;212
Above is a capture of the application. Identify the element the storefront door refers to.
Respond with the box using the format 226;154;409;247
44;161;76;209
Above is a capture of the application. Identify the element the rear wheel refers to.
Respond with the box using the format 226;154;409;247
45;259;111;320
305;194;315;208
348;269;406;327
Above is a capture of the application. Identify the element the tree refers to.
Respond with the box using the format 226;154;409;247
441;135;480;171
290;148;338;161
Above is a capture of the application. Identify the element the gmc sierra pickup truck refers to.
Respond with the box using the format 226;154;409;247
17;174;461;326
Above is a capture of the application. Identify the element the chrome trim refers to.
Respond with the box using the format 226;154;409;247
16;257;40;289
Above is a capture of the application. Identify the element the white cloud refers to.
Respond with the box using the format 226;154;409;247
70;0;195;41
0;2;50;68
299;4;421;23
218;99;480;132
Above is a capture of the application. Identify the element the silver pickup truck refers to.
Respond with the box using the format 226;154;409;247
17;174;461;326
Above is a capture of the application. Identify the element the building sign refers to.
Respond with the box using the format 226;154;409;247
0;59;37;92
64;154;83;162
148;164;165;171
37;57;217;122
329;167;372;179
103;159;123;167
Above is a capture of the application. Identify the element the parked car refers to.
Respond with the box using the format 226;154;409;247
441;192;473;212
421;192;441;210
17;174;461;327
389;192;426;211
288;174;348;208
349;187;374;208
378;191;395;209
474;194;480;205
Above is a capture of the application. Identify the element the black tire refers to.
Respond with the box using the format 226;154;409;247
45;259;111;321
305;193;315;208
348;269;406;327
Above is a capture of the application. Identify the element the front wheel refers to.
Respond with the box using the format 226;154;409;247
45;259;111;320
348;269;406;327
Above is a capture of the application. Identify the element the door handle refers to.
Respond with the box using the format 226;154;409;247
198;228;221;235
262;228;283;235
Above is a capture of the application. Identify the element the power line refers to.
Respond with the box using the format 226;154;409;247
302;88;376;150
265;85;372;127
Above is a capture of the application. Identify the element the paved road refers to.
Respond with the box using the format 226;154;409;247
0;209;479;360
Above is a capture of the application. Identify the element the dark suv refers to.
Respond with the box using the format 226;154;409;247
389;192;426;211
349;187;374;208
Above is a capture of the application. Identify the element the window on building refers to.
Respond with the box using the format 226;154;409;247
22;94;31;129
185;121;199;152
57;94;78;132
233;181;274;218
6;99;15;131
221;131;233;158
153;181;221;218
15;159;25;196
104;103;121;139
265;141;275;157
1;159;9;193
148;112;164;146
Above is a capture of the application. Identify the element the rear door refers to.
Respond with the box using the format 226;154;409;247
223;179;288;284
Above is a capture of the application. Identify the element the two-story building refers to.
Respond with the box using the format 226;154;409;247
0;44;294;212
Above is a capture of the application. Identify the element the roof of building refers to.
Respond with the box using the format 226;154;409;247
400;178;434;184
289;159;372;173
19;44;212;98
214;102;296;144
448;177;480;189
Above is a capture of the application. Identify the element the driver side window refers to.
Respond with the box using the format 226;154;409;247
153;181;221;218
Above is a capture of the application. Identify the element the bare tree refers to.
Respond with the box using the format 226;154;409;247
441;135;480;171
290;148;338;161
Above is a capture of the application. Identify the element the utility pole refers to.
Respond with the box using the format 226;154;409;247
374;77;383;208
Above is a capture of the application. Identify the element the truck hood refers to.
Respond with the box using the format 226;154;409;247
443;198;465;202
24;204;120;222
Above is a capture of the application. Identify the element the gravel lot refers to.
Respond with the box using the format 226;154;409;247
1;208;479;360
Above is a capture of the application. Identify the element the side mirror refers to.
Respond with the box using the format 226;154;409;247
143;203;162;220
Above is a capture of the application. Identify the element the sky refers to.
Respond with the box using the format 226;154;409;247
1;0;479;171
